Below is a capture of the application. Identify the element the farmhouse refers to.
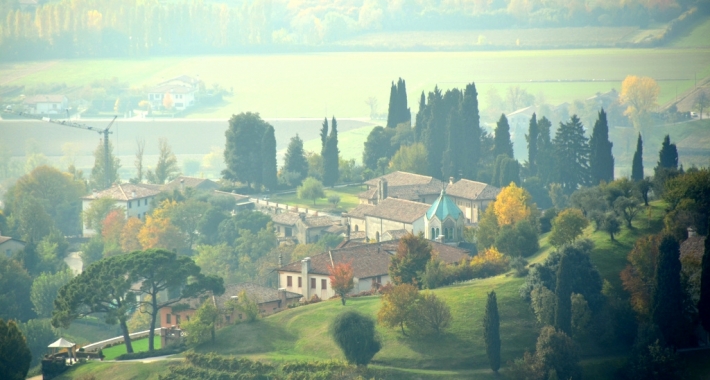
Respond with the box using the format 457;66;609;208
272;212;340;244
159;283;302;329
81;183;161;237
162;176;219;192
147;76;200;111
445;177;500;223
277;239;471;300
358;171;444;205
0;235;25;258
23;94;68;115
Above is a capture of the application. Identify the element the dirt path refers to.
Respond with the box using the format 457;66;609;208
0;60;57;86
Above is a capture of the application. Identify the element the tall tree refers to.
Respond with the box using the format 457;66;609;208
699;222;710;334
652;235;685;348
536;117;555;186
389;233;432;286
146;138;180;185
414;91;427;142
555;252;573;335
223;112;269;189
0;256;34;322
133;138;145;183
329;262;354;305
261;125;277;191
484;290;501;373
322;116;339;187
128;249;224;351
423;87;445;179
493;114;514;159
90;139;121;190
657;135;678;170
462;83;481;180
363;126;392;171
396;78;411;125
526;113;539;176
620;75;660;133
631;133;644;181
589;109;614;185
386;81;399;128
553;115;590;193
283;134;309;185
0;319;31;380
320;117;329;154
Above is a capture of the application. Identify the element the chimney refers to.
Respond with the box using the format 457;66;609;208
301;257;311;300
346;223;351;241
449;177;454;186
299;213;306;222
278;253;283;268
131;190;136;198
688;227;697;237
341;212;347;226
378;178;388;203
278;288;287;308
180;178;185;192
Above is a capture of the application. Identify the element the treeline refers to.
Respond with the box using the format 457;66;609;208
0;0;692;60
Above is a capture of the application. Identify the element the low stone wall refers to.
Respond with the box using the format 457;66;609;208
82;328;163;352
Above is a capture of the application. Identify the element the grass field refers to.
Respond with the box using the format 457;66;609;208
54;361;171;380
268;184;366;212
100;336;162;360
671;17;710;48
2;48;709;119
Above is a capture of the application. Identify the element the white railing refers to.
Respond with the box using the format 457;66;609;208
81;328;164;352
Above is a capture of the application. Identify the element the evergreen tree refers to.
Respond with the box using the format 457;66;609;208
0;319;31;380
657;135;678;170
492;155;520;187
363;126;392;171
652;235;685;348
589;109;614;185
424;87;446;179
283;134;309;185
553;115;590;193
261;125;277;191
396;78;411;125
386;81;398;128
536;116;554;186
322;116;340;187
555;252;573;335
90;140;121;190
494;114;514;159
699;222;710;334
631;133;644;181
414;92;427;142
526;113;539;176
484;290;501;373
320;117;329;154
223;112;268;189
462;83;481;180
442;105;463;180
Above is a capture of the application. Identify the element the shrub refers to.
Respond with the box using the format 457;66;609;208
471;248;510;278
511;256;529;277
408;292;452;336
330;311;381;367
530;286;556;325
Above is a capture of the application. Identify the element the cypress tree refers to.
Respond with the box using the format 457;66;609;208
414;91;427;142
494;114;514;159
699;222;710;334
555;252;573;336
424;87;445;179
283;134;309;185
657;135;678;170
323;116;340;187
461;82;481;180
589;109;614;185
631;133;644;181
261;125;277;191
223;112;267;189
652;235;685;348
396;78;411;125
553;115;590;193
386;81;398;128
320;117;329;156
526;113;539;176
536;116;554;186
483;291;501;373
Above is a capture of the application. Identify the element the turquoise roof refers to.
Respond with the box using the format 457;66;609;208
426;190;463;221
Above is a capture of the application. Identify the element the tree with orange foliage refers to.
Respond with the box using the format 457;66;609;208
120;217;144;252
329;262;354;305
620;75;659;132
162;92;174;110
620;234;661;318
137;215;183;251
492;182;533;226
102;209;125;247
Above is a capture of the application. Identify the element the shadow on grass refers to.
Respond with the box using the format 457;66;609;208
383;331;473;370
193;319;298;356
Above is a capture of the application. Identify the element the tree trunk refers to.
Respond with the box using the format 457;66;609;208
610;231;615;242
148;296;158;351
119;319;134;353
340;294;346;306
400;322;407;336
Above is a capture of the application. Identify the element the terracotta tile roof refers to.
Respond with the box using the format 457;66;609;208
346;204;376;219
278;239;470;279
0;236;24;244
212;190;251;204
82;183;161;201
163;176;218;192
23;95;66;104
325;225;346;235
446;179;500;201
364;171;441;187
382;229;408;241
272;212;301;226
214;283;301;308
301;215;337;228
364;198;430;224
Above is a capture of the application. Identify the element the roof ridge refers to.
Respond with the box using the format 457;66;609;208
117;184;127;200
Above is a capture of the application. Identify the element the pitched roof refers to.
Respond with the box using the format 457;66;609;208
214;283;301;308
365;171;440;187
360;172;444;201
446;179;500;201
364;198;430;224
163;176;218;192
82;183;161;201
382;229;408;241
272;212;301;226
301;215;337;228
147;84;196;94
211;190;251;204
24;95;67;104
0;236;24;245
346;204;376;219
158;75;199;87
427;190;463;221
278;239;470;278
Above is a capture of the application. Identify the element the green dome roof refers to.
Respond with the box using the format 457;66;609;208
426;189;463;221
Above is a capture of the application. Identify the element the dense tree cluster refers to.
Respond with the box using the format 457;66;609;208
386;78;411;129
223;112;277;191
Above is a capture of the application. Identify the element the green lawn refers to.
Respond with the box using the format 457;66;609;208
671;17;710;48
100;336;162;360
54;361;171;380
2;48;709;118
60;318;123;346
268;184;367;212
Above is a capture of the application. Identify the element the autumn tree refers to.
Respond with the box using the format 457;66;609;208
137;215;184;251
329;262;354;305
389;233;432;286
377;283;419;335
621;235;661;317
493;182;533;226
408;292;452;335
162;92;174;110
120;217;144;252
620;75;660;132
549;209;588;248
83;197;120;235
102;209;126;251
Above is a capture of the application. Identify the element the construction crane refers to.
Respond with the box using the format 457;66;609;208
6;111;117;189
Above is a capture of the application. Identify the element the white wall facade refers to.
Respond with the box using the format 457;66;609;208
364;215;424;242
82;196;155;237
278;271;389;299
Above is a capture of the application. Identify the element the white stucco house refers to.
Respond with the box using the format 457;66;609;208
147;75;200;111
23;95;69;115
81;183;162;237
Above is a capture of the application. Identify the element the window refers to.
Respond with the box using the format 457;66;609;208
298;277;302;288
311;278;316;289
321;279;327;290
287;276;292;287
176;314;181;324
431;228;435;239
166;314;172;324
375;231;380;242
354;225;359;231
145;199;148;206
128;201;132;209
238;314;243;320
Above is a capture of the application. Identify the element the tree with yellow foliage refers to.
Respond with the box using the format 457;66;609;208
120;217;144;252
162;92;174;110
493;182;533;226
377;283;420;335
137;215;183;251
620;75;659;132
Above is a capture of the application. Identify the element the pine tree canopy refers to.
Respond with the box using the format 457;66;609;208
553;115;590;192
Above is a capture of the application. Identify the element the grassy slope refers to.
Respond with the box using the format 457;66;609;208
670;17;710;48
267;184;366;212
101;337;162;360
53;361;171;380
